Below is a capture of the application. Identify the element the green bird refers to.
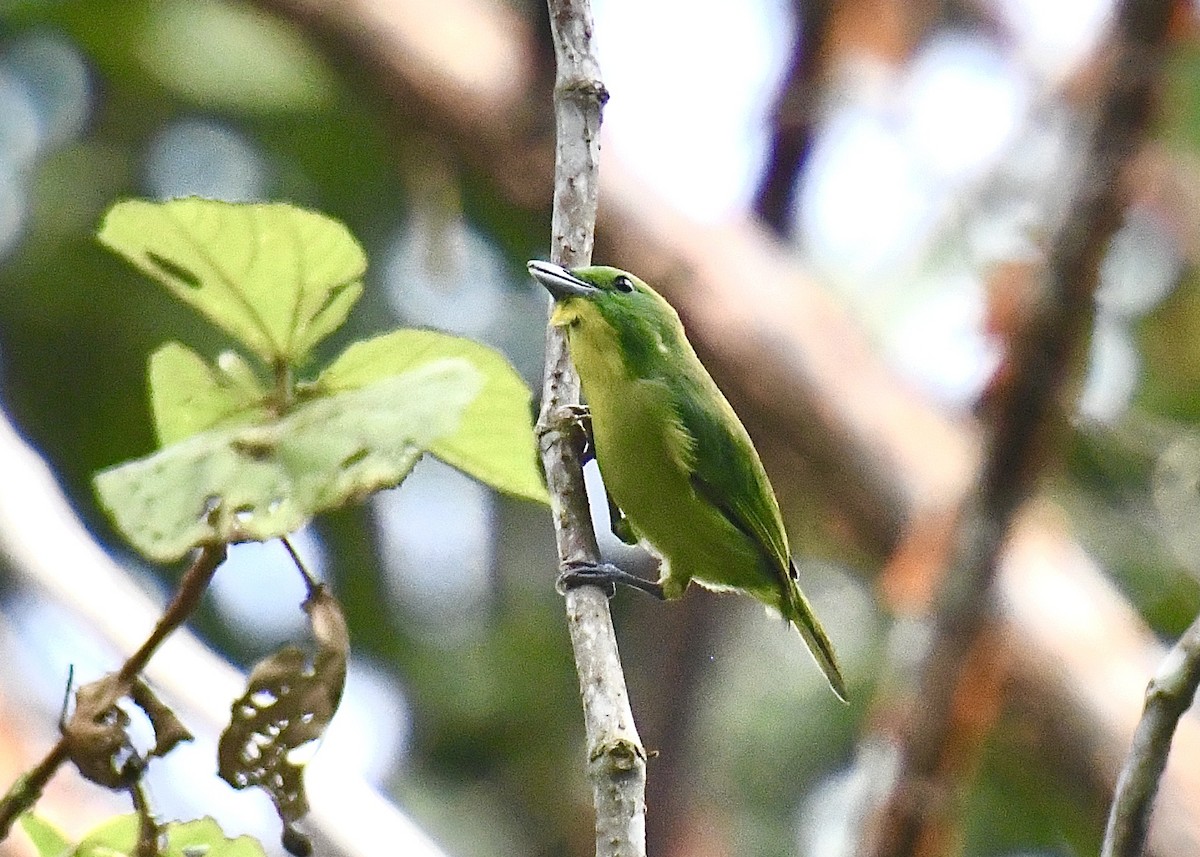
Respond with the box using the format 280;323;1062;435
528;260;846;701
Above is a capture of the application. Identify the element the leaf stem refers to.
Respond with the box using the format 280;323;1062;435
273;360;295;415
281;536;320;597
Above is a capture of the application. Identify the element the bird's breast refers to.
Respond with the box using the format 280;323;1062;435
569;323;686;509
584;370;742;566
568;323;770;595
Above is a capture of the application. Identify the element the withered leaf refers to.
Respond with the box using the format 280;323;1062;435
130;680;194;758
218;585;348;856
63;676;194;790
63;675;135;789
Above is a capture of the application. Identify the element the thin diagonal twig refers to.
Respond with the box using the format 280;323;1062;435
1102;612;1200;857
0;544;224;839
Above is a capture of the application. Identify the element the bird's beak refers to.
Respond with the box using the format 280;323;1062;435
527;260;597;299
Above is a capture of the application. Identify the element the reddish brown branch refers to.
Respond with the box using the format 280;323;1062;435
753;0;835;234
857;1;1173;854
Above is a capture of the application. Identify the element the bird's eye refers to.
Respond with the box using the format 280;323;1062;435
613;275;634;293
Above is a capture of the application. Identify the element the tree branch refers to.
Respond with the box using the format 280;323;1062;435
1103;611;1200;857
0;740;70;840
752;0;833;235
856;0;1173;853
0;521;223;838
534;2;648;856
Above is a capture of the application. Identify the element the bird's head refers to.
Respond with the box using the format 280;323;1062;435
527;261;684;355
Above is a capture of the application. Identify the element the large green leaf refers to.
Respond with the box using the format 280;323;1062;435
98;199;365;365
96;358;484;562
75;815;266;857
141;0;336;113
149;342;270;445
316;329;547;503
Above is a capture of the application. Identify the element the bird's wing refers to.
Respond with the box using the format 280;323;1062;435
606;486;639;544
666;374;791;575
668;373;848;701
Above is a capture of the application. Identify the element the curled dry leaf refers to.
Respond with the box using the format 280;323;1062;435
63;676;133;789
218;585;348;856
63;676;194;790
129;681;194;758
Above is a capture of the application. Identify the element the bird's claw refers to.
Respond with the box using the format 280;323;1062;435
556;561;665;600
556;561;618;597
561;405;595;463
557;403;591;424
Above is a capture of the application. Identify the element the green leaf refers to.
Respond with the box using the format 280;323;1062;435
150;342;270;445
98;199;365;365
96;358;485;562
141;0;336;113
75;815;266;857
316;329;547;503
18;813;72;857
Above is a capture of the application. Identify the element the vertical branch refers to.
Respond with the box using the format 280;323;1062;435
857;0;1173;854
535;3;648;856
1102;612;1200;857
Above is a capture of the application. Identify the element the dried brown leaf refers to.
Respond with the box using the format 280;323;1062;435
63;676;194;791
129;680;194;757
218;585;348;856
63;675;133;789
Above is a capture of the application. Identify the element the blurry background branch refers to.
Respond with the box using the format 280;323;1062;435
856;0;1174;852
752;0;835;236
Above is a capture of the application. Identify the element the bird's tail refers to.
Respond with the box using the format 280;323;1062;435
785;560;848;703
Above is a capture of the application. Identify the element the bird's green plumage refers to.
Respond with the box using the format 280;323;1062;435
529;261;846;701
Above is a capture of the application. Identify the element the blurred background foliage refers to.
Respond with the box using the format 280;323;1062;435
1;1;1200;856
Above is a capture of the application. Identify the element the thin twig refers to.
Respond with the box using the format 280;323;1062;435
0;408;452;857
857;0;1173;854
535;2;648;855
130;775;161;857
0;544;224;839
0;740;70;839
115;545;225;685
1102;612;1200;857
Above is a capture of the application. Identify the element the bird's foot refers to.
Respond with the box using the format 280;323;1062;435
557;561;666;600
